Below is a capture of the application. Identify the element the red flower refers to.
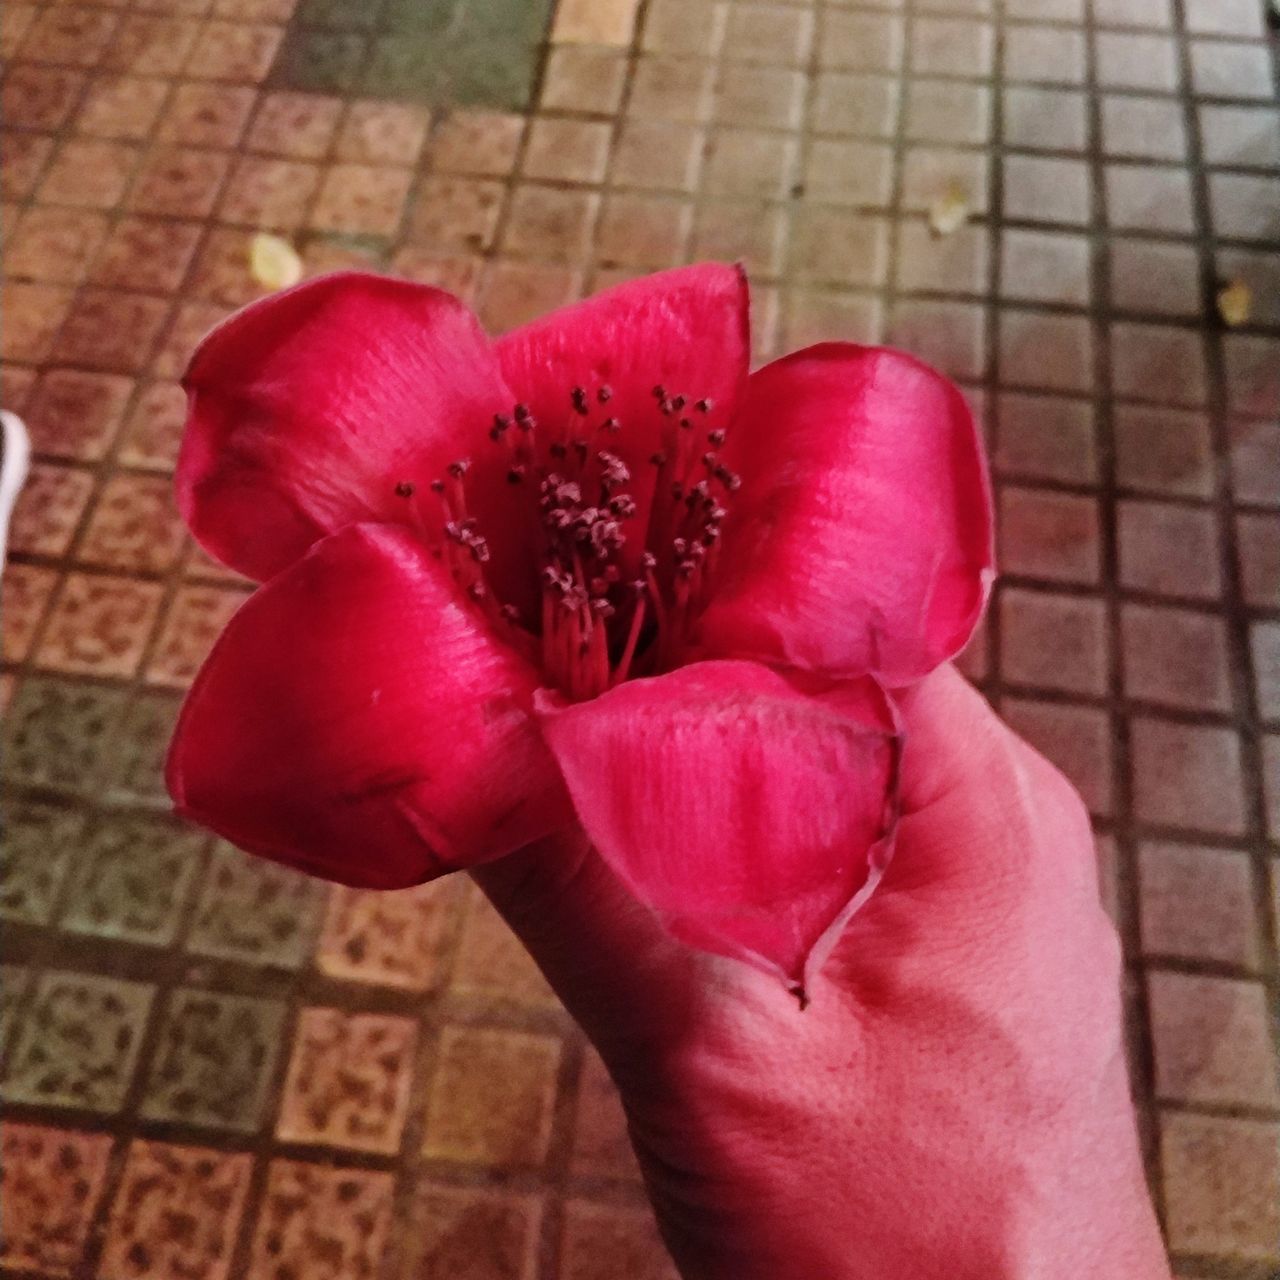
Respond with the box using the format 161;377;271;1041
168;264;993;992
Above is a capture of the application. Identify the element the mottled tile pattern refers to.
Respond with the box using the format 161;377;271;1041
0;0;1276;1275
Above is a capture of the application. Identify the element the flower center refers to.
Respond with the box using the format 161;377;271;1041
396;384;739;701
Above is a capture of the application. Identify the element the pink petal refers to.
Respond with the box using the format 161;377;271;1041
168;523;571;887
537;659;900;989
697;344;994;686
495;264;750;579
179;271;514;582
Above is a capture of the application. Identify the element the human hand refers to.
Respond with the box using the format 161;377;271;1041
474;665;1172;1280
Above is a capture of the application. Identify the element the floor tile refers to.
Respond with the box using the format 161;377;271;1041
1129;717;1247;835
35;572;163;679
1121;603;1232;713
1002;697;1114;816
401;1183;542;1280
449;884;559;1007
559;1200;678;1280
2;678;129;791
0;799;81;925
999;588;1109;696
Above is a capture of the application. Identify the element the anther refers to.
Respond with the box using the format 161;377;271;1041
652;385;667;400
429;480;445;493
602;416;621;433
514;403;532;422
447;459;470;478
670;395;686;411
571;387;589;415
649;451;666;466
708;429;726;446
695;398;713;414
394;481;415;498
597;386;613;403
507;466;525;484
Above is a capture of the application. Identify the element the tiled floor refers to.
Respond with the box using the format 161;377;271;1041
1;0;1278;1275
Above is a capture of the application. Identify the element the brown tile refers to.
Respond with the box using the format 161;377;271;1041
999;486;1101;586
213;0;296;17
1;65;87;130
25;368;132;458
628;56;716;123
100;1141;252;1280
316;880;457;992
300;237;384;277
402;1184;542;1280
159;81;256;147
335;100;429;166
1121;603;1232;712
692;202;786;279
1003;86;1088;151
38;138;138;208
422;1027;562;1167
1162;1112;1280;1261
247;90;342;158
1113;406;1214;500
146;585;247;688
1109;239;1201;318
1210;172;1280;243
1237;513;1279;609
1130;717;1246;835
1149;972;1279;1108
791;208;890;288
723;3;813;66
596;193;691;271
1224;335;1280;421
999;310;1093;394
117;380;186;468
995;393;1096;485
713;65;806;130
1004;22;1086;83
817;9;904;72
1;132;55;201
219;156;319;230
1002;697;1114;816
5;207;109;285
572;1048;641;1180
1106;164;1195;236
76;472;186;572
1229;417;1280;509
189;227;274;306
783;291;884;350
478;261;582;334
553;0;640;44
76;74;169;140
812;71;899;138
802;138;894;208
905;79;990;146
52;288;170;373
430;109;524;176
1117;499;1221;601
1139;841;1259;967
0;1123;112;1275
541;45;628;114
1000;229;1091;308
2;564;57;662
36;572;163;677
310;163;412;236
246;1161;394;1280
450;885;559;1007
523;117;612;185
105;14;202;76
1111;323;1208;408
130;146;231;218
502;185;598;263
560;1201;678;1280
703;129;797;199
89;216;204;293
390;249;481;300
0;282;73;362
1254;621;1280;722
999;588;1108;696
10;463;95;556
19;5;119;66
185;19;282;81
1003;154;1091;227
152;300;233;378
277;1008;417;1154
642;0;727;55
0;3;37;57
408;176;505;252
901;147;989;216
0;364;37;413
887;299;984;382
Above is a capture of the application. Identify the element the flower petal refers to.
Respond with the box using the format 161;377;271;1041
178;271;513;582
495;264;750;578
168;523;572;887
696;344;994;685
536;659;900;989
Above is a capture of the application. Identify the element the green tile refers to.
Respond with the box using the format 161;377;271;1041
103;692;183;803
3;678;128;792
443;37;541;110
0;799;81;925
58;814;205;946
141;987;287;1131
456;0;553;45
379;0;458;34
270;30;370;94
296;0;385;30
185;843;326;969
1;965;33;1053
3;971;155;1111
359;31;537;108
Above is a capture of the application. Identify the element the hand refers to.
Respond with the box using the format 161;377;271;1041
474;666;1172;1280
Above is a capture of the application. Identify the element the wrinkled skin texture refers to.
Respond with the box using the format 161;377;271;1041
477;668;1172;1280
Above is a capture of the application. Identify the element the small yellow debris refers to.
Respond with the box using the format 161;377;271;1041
928;182;970;238
249;232;303;291
1216;279;1252;328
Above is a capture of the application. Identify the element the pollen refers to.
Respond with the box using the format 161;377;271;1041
399;381;738;700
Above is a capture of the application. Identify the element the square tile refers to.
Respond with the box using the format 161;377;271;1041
100;1142;253;1280
1184;0;1265;36
141;988;286;1130
999;485;1101;585
560;1201;678;1280
501;182;601;263
2;564;57;664
541;45;627;114
277;1008;417;1154
219;155;320;229
1106;164;1195;235
185;842;325;967
1114;405;1214;500
642;0;726;56
1094;32;1178;92
129;146;231;218
10;464;95;556
0;66;86;130
1111;324;1208;408
886;299;985;381
896;220;987;294
422;1027;562;1167
1092;0;1171;25
407;176;505;252
1000;589;1108;695
904;79;990;146
1000;229;1091;307
479;261;582;332
89;216;204;293
76;472;186;572
146;585;245;688
702;129;797;198
1152;973;1279;1109
790;208;889;287
317;879;457;991
186;19;281;80
2;678;128;791
1100;95;1187;162
553;0;639;45
611;119;703;192
0;282;74;362
156;301;236;379
812;72;899;138
1189;39;1275;101
1210;173;1280;243
450;884;559;1007
783;291;883;349
0;1124;112;1275
713;65;805;130
901;147;989;215
723;3;812;66
0;132;55;201
0;966;32;1052
1236;512;1279;608
160;81;257;147
1161;1113;1280;1262
1117;499;1221;600
3;971;154;1110
103;691;184;803
311;163;412;235
1130;717;1246;834
1001;698;1114;816
106;14;201;76
817;10;903;72
336;100;429;165
245;1161;394;1280
1202;105;1280;172
999;310;1093;393
1002;86;1088;152
1109;240;1201;318
19;5;120;66
38;138;138;208
1003;155;1091;226
1121;603;1232;712
248;89;342;156
118;381;188;468
1224;335;1280;420
6;207;109;285
995;392;1096;484
596;193;690;270
523;117;612;184
59;814;204;945
910;16;993;77
36;573;163;678
0;800;80;926
389;248;481;297
1254;621;1280;722
53;288;168;373
1139;842;1259;967
628;55;715;123
691;203;785;279
1003;23;1086;84
402;1184;542;1280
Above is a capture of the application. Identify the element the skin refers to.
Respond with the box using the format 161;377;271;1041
475;665;1173;1280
